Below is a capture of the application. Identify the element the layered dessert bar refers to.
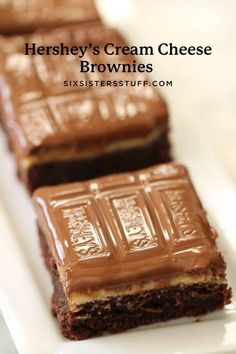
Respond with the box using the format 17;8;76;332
0;23;170;193
33;163;231;340
0;0;100;35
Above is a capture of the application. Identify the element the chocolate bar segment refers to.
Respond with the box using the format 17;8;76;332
33;163;231;340
0;23;170;192
0;0;100;35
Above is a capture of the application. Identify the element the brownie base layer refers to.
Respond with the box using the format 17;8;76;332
39;227;231;341
52;282;229;340
23;130;171;192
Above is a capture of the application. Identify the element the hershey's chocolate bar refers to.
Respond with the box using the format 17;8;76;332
33;163;224;294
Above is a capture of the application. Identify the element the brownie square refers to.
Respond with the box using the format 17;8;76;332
33;163;231;340
0;23;171;193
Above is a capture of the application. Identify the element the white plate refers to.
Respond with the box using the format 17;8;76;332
1;1;236;353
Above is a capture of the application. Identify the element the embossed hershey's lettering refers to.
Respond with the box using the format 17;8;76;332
164;189;206;239
113;195;155;251
62;206;105;259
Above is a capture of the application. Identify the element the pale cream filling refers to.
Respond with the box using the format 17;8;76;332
69;273;225;312
21;126;165;169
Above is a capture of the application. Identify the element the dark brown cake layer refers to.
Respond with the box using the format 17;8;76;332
53;283;229;340
39;227;231;340
22;130;170;191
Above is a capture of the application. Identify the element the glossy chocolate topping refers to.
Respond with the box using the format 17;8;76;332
0;0;100;35
0;23;167;159
33;163;225;295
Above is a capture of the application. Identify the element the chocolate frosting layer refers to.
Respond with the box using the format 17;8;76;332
0;0;100;35
0;23;168;160
33;163;225;296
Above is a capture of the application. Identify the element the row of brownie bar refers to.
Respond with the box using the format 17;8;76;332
0;0;231;341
